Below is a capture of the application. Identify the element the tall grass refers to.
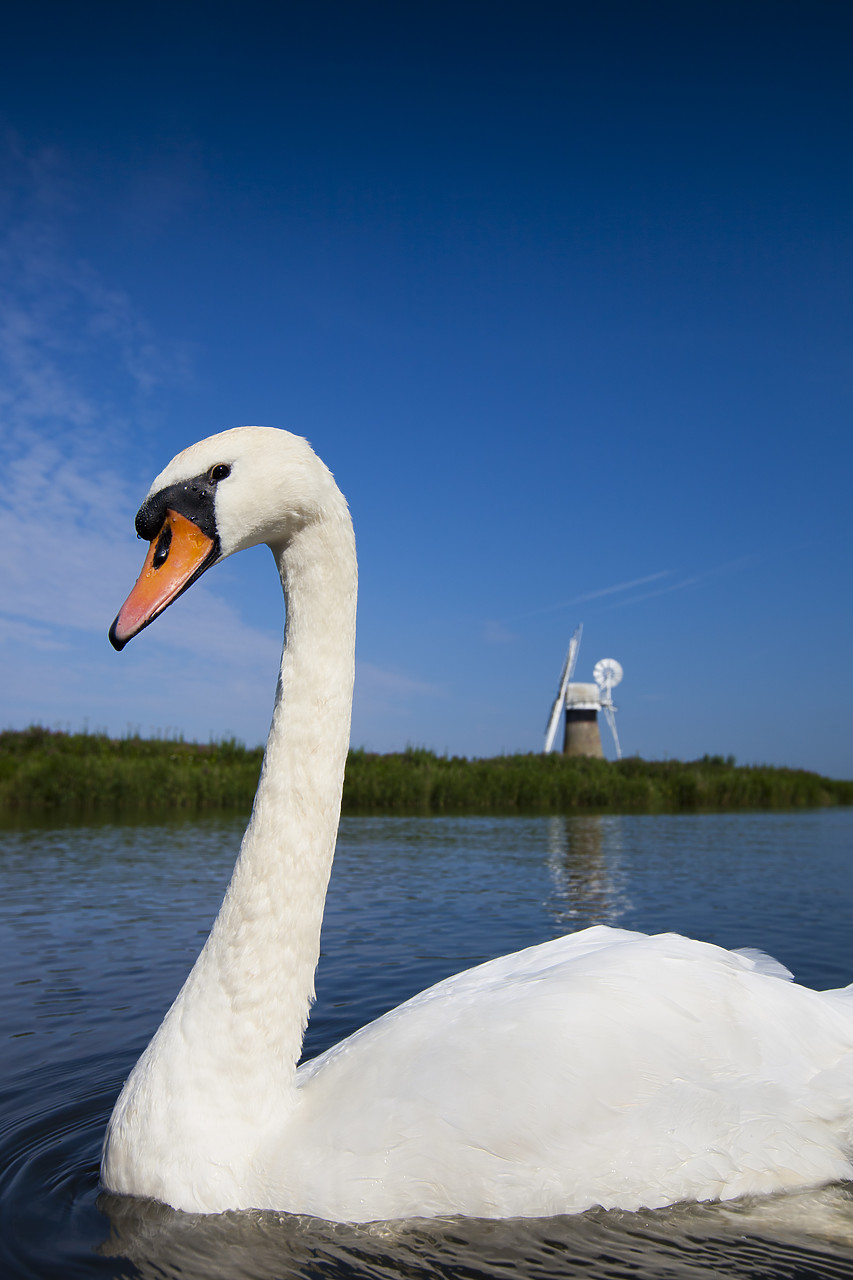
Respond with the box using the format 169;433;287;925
1;728;850;821
0;727;262;819
343;747;853;813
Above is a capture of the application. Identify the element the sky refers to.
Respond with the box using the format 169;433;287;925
1;1;851;776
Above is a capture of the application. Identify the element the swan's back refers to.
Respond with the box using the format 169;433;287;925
276;927;853;1221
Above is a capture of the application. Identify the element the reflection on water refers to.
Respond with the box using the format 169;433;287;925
545;814;631;930
1;809;853;1278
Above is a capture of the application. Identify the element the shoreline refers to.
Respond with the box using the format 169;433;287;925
2;728;850;820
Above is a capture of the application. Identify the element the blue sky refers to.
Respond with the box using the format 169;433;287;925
1;2;851;775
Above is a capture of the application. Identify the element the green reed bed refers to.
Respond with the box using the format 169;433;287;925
343;747;853;814
1;728;850;821
0;727;263;819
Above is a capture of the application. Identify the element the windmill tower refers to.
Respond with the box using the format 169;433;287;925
544;625;623;759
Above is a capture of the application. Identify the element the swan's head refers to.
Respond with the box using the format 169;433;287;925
109;426;341;650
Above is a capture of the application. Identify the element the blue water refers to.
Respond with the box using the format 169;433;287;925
1;810;853;1278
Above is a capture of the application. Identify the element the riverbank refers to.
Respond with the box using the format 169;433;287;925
1;727;850;820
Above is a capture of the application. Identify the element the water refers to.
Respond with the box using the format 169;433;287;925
1;809;853;1278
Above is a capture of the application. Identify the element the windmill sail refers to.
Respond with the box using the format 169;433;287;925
543;624;582;753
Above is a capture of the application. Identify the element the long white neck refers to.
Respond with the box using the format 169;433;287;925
202;505;358;1070
102;496;357;1205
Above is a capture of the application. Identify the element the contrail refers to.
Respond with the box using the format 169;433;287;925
515;570;671;620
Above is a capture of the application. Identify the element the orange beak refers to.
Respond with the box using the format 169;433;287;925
110;510;218;650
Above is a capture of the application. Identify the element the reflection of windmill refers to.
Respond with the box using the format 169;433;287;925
543;625;623;759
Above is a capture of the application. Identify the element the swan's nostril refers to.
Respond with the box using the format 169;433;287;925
152;524;172;569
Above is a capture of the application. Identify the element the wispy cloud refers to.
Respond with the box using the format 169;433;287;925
609;576;700;608
507;553;761;627
608;555;759;608
0;134;188;465
0;137;267;692
0;140;147;581
1;429;141;635
513;571;672;621
567;571;673;607
0;615;67;652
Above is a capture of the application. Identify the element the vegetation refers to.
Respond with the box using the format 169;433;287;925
1;727;851;822
0;727;262;820
344;747;853;814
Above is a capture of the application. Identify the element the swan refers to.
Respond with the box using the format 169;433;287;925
102;425;853;1222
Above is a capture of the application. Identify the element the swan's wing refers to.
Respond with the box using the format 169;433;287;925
279;927;853;1221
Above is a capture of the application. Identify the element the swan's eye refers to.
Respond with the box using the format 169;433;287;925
209;464;231;483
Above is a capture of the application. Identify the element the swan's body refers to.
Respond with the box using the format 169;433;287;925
102;426;853;1221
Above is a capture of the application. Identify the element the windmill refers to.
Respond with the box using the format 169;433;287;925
543;627;623;759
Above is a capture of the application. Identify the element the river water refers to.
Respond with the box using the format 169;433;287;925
1;809;852;1278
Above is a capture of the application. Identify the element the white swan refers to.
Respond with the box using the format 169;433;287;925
102;425;853;1222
